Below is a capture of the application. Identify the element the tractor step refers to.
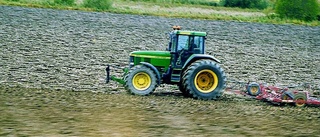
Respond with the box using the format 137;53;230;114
170;69;182;82
171;74;180;82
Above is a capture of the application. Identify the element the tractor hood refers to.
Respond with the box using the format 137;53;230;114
130;51;171;59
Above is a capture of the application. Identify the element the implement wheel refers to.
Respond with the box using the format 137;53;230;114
125;65;157;95
294;92;307;107
182;59;226;100
280;91;294;106
247;82;261;96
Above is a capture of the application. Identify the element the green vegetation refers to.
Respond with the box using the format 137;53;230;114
53;0;75;6
275;0;320;21
0;0;319;26
122;0;220;6
83;0;113;11
122;0;270;9
0;0;113;10
220;0;269;9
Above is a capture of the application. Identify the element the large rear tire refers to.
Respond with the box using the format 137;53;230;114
125;65;157;96
182;59;226;100
179;81;191;97
178;70;191;97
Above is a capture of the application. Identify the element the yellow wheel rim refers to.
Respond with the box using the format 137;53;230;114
295;98;306;107
194;69;218;93
250;86;259;95
132;72;151;90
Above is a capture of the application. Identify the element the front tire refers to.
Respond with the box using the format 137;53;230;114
125;65;157;96
182;59;226;100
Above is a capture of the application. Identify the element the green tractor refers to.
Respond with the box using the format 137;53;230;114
106;26;226;100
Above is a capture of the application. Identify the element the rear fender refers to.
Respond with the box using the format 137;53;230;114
182;54;221;69
140;62;161;85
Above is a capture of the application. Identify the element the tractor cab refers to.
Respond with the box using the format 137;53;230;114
167;26;206;68
162;26;211;83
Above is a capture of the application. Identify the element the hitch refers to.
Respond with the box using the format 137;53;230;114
105;65;129;85
106;65;110;83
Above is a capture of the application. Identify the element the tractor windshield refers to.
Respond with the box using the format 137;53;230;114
177;35;204;54
177;35;189;51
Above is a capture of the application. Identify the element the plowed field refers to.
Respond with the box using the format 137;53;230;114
0;6;320;136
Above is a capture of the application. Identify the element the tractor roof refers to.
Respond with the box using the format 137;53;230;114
173;30;207;36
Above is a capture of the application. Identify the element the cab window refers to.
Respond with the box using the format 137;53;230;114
193;36;204;53
177;35;189;51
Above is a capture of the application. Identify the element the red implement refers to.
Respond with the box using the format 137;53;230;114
227;82;320;107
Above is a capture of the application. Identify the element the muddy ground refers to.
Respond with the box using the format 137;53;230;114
0;5;320;136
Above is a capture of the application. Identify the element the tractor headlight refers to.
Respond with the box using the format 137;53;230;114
129;56;134;62
129;62;134;68
129;56;134;68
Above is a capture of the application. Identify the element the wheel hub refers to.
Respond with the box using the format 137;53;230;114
138;78;145;84
132;72;151;90
250;86;259;95
295;98;306;106
194;69;218;93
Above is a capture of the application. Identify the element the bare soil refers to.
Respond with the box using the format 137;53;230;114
0;5;320;136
